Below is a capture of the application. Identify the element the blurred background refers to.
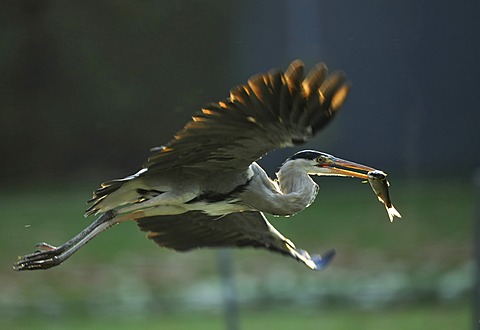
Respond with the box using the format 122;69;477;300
1;1;479;329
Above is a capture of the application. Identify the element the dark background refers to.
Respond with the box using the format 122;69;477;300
2;1;479;185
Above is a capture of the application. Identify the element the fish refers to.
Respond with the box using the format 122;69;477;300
367;170;402;222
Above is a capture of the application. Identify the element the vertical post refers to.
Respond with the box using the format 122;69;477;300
474;169;480;329
218;249;239;330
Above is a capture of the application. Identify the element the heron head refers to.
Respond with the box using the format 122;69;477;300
286;150;375;179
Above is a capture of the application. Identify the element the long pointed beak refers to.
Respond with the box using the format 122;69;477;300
322;157;377;179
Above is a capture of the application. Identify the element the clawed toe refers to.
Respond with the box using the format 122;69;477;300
35;242;58;252
14;245;64;271
14;255;60;271
13;211;119;271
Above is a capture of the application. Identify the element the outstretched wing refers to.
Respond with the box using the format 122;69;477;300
136;211;335;270
144;60;350;173
86;60;350;216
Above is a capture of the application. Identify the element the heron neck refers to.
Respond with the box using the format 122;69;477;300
276;161;319;210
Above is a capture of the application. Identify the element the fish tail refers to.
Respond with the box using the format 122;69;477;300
386;204;402;222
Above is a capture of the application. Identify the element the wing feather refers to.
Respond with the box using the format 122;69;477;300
137;211;335;270
87;60;351;212
144;60;351;173
302;62;328;95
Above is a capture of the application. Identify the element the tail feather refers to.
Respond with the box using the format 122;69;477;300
85;180;126;216
85;169;150;217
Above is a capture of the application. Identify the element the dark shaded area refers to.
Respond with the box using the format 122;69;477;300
1;1;479;185
1;1;232;182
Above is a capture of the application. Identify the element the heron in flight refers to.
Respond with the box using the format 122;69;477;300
14;60;379;272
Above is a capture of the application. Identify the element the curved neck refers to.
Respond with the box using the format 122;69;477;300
273;161;319;215
277;161;318;195
240;162;319;216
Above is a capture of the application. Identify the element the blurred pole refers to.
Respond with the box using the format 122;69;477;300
218;249;240;330
474;169;480;329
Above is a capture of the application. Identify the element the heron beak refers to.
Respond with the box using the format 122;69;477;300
321;157;376;179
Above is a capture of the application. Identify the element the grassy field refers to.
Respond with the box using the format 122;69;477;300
0;175;475;328
0;305;471;330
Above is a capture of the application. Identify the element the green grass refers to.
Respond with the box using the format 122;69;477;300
0;305;470;330
0;176;474;328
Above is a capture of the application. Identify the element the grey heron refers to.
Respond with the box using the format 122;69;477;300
14;60;379;272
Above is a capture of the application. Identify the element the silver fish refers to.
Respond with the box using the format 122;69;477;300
367;170;402;222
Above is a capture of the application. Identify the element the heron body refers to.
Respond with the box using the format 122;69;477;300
14;60;382;272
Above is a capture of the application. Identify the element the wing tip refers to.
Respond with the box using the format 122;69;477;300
310;249;336;270
298;248;336;270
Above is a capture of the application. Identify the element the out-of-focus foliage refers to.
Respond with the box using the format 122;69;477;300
1;1;231;182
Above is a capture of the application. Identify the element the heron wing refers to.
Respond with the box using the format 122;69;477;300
136;210;335;270
144;60;351;173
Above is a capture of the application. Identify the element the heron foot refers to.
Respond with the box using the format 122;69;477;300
14;211;119;271
13;242;65;271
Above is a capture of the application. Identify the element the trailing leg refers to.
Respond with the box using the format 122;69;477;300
14;210;118;271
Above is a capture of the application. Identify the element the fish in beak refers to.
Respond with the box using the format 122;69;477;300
367;170;402;222
314;154;402;222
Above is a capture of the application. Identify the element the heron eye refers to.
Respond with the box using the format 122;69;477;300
316;156;324;163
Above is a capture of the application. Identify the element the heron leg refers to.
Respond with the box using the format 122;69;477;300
14;210;118;271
